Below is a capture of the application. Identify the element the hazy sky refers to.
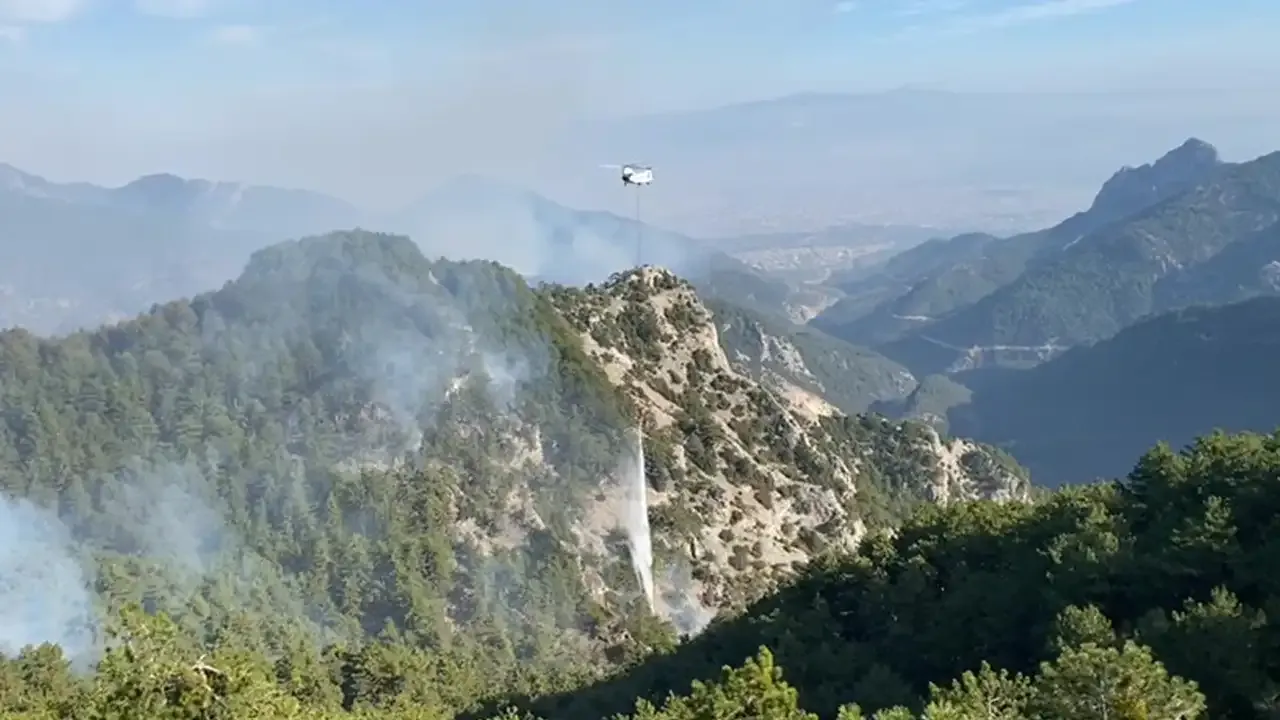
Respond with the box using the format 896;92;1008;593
1;0;1277;210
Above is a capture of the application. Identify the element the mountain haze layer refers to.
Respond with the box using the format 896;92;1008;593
0;160;923;439
912;147;1279;350
820;137;1280;496
567;89;1280;235
0;165;736;334
813;139;1280;378
815;138;1225;350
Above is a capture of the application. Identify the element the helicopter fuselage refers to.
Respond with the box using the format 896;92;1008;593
620;166;654;186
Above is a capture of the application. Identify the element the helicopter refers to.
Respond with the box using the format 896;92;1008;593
600;163;654;187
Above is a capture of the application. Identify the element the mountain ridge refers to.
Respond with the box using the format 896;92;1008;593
814;137;1229;352
0;230;1028;682
921;148;1280;348
0;160;918;425
819;140;1280;376
0;165;713;333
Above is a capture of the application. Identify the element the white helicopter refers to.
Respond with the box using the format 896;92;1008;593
600;163;654;187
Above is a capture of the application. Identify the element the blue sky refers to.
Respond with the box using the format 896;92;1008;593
0;0;1277;208
3;0;1277;107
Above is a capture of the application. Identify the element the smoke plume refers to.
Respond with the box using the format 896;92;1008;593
0;494;98;663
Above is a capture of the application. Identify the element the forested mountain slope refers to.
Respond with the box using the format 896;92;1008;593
7;427;1280;719
939;295;1280;486
520;430;1280;720
810;232;999;340
881;145;1280;375
815;138;1224;350
0;230;1026;718
1153;219;1280;309
709;298;915;415
1;231;641;671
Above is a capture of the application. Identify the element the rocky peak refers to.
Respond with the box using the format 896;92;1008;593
1088;137;1222;221
0;163;39;192
1160;137;1220;167
111;173;218;213
545;266;1030;610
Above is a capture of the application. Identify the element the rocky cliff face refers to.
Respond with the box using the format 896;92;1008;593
212;248;1029;640
540;267;1029;615
1087;137;1221;222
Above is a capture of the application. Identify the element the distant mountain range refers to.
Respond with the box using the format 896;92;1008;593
0;158;928;417
0;164;735;334
815;138;1280;376
10;132;1280;493
842;137;1280;485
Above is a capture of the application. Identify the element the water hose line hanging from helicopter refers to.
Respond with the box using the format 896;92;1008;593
604;163;654;269
634;188;642;268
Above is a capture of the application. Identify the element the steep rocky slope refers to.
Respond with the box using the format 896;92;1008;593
545;267;1029;611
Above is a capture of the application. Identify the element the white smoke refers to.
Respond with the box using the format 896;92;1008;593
0;233;662;667
656;558;714;637
0;452;331;669
0;494;99;664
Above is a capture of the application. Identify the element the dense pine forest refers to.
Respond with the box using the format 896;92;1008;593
1;231;1278;718
7;431;1280;719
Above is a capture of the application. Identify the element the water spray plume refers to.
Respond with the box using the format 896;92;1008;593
623;427;654;611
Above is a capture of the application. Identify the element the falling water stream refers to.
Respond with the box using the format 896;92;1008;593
624;428;655;611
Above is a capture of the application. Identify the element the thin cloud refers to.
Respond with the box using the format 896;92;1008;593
898;0;968;16
883;0;968;39
833;1;857;13
951;0;1140;31
0;0;86;23
0;24;23;41
208;23;262;46
134;0;213;19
